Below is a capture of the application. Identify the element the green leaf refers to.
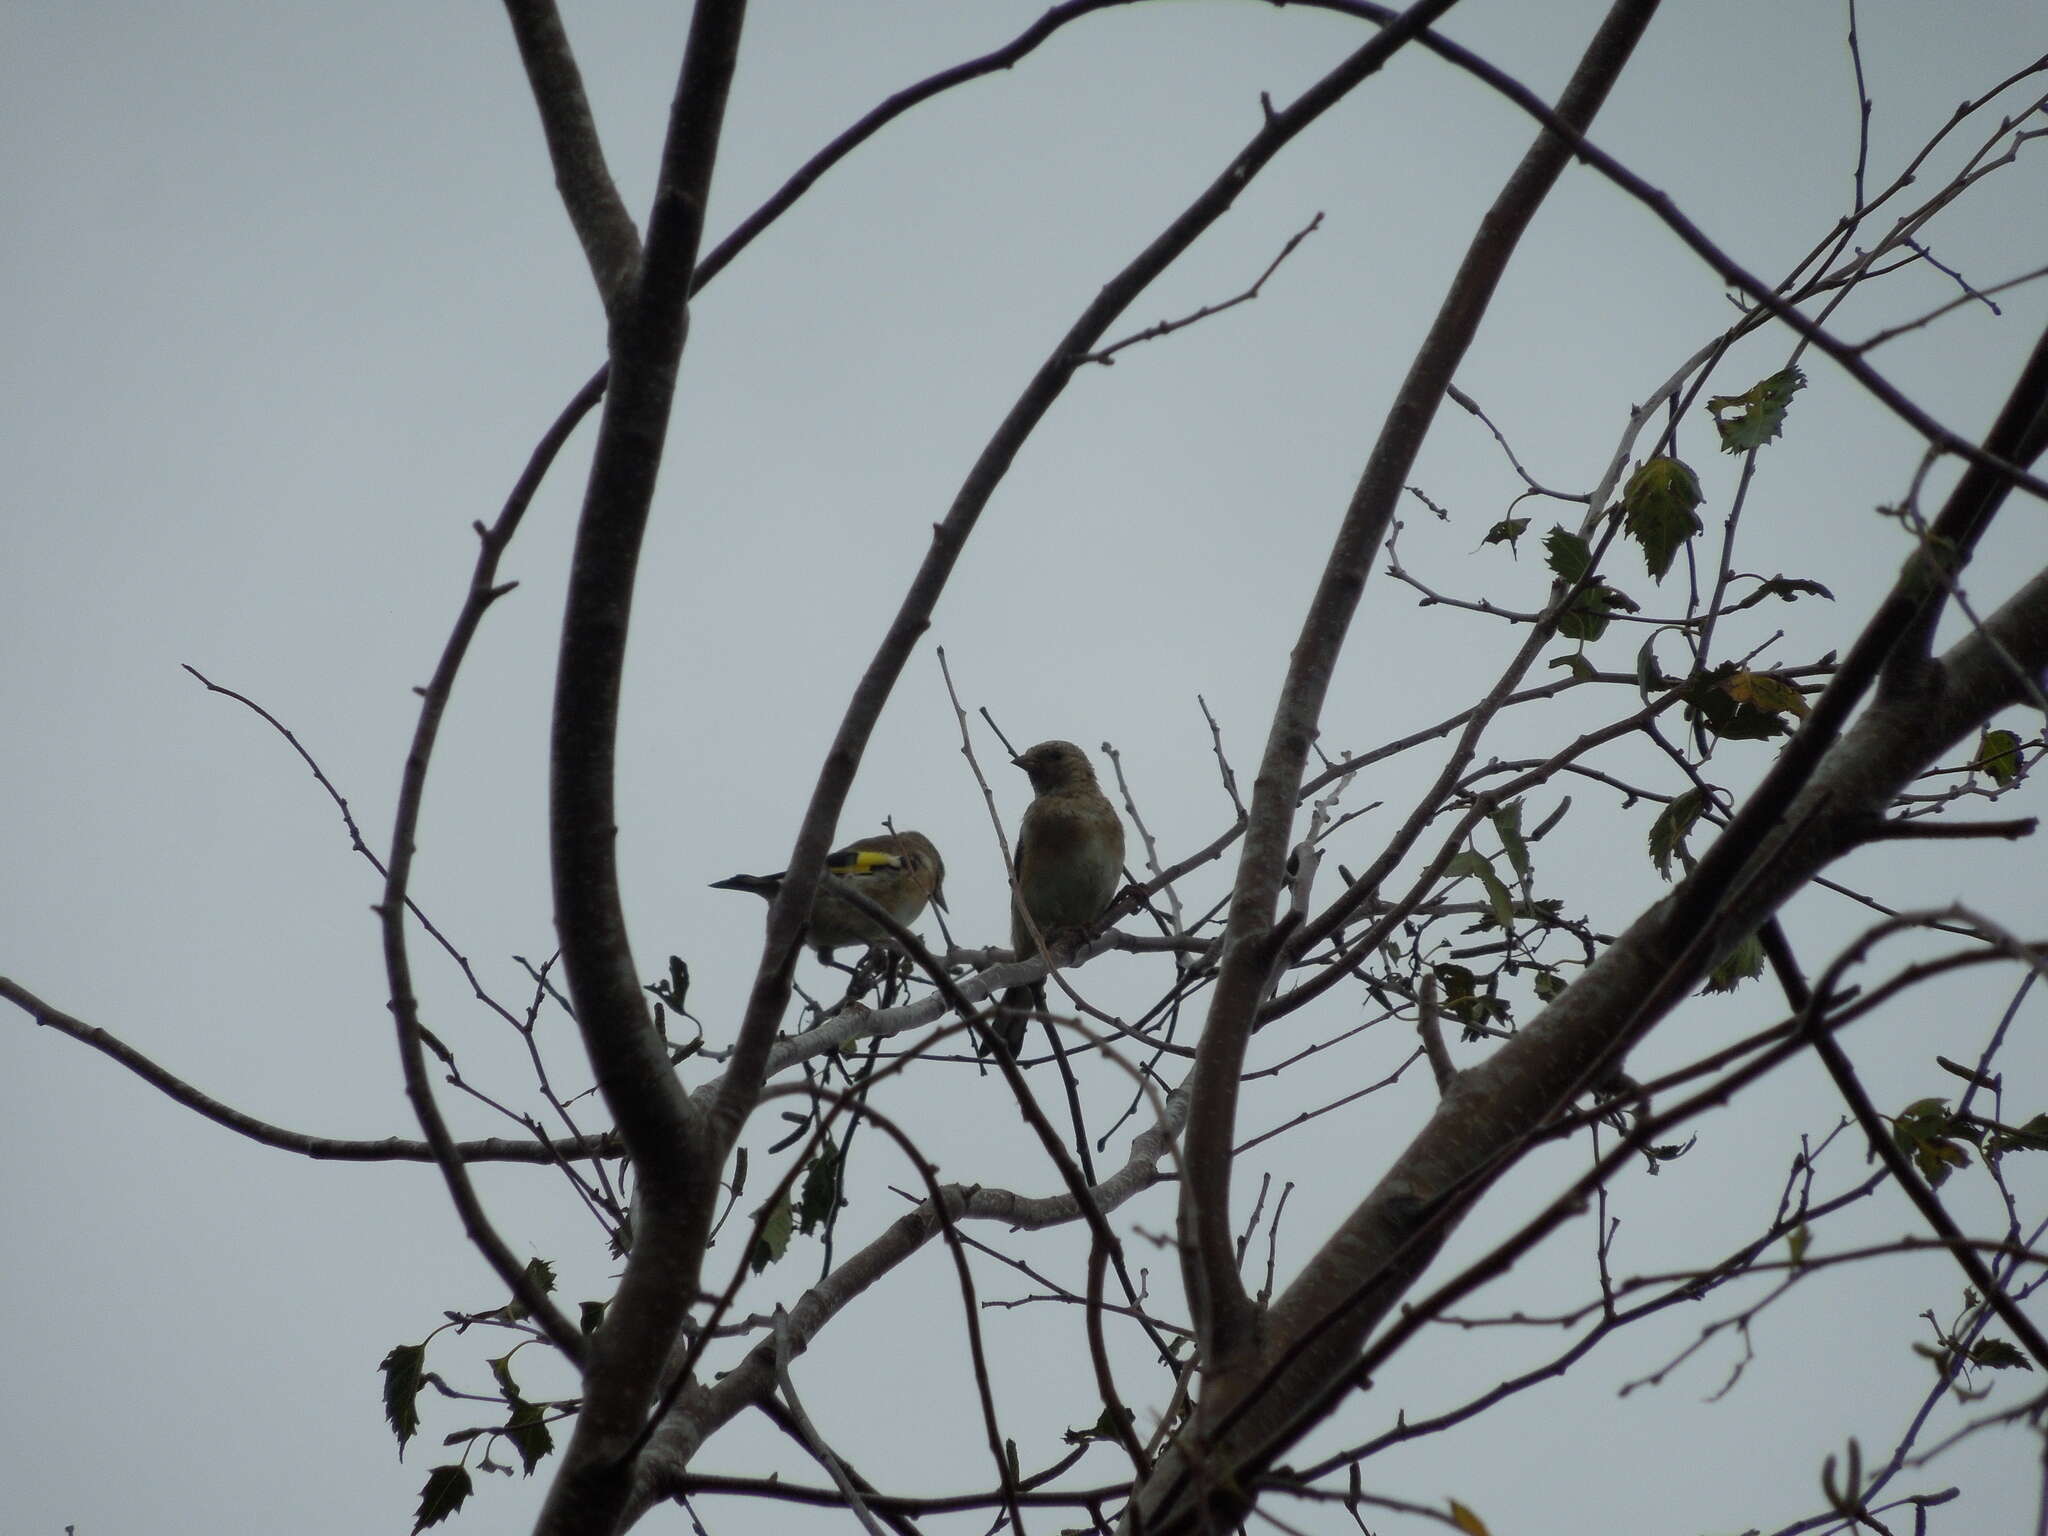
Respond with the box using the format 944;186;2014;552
578;1300;608;1336
1974;729;2022;787
1724;669;1810;719
1916;1138;1973;1186
1892;1098;1972;1188
380;1343;427;1456
1443;851;1490;881
1483;517;1531;550
1531;969;1567;1002
502;1257;558;1321
1432;962;1508;1034
1683;665;1799;741
1556;582;1638;643
411;1466;471;1531
413;1465;474;1533
749;1191;794;1274
1448;846;1514;930
1988;1112;2048;1156
1432;963;1478;1016
1966;1337;2033;1372
647;954;691;1014
1543;525;1592;583
798;1146;845;1236
1893;1098;1950;1145
1749;575;1835;604
1647;788;1706;880
1643;1135;1696;1170
1448;1499;1492;1536
1555;585;1611;643
1702;930;1765;994
1635;634;1670;695
1707;366;1807;452
1490;799;1532;889
1787;1223;1811;1267
1479;866;1514;932
1621;456;1704;581
1065;1403;1138;1444
487;1352;521;1405
504;1401;555;1474
1547;653;1597;681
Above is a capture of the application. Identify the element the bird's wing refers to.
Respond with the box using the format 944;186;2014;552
826;843;905;878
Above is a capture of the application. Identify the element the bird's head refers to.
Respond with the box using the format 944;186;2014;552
894;829;948;911
1012;739;1097;794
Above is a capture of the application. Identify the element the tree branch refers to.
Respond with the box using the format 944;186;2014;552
539;3;750;1531
0;977;618;1164
709;0;1471;1292
1154;548;2048;1531
502;0;643;312
1177;0;1661;1426
626;1093;1187;1519
376;378;613;1369
1302;1;2048;504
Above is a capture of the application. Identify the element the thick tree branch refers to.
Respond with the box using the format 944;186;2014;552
1156;553;2048;1530
503;0;644;312
1177;0;1662;1419
540;3;749;1532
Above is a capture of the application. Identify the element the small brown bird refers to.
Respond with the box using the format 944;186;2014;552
710;831;947;961
995;741;1125;1057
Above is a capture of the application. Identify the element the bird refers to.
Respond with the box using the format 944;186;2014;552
994;741;1125;1058
710;831;947;961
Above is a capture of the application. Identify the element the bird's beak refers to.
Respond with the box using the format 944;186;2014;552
932;888;950;913
1009;754;1026;770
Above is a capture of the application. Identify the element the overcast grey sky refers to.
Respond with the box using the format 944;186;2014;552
6;3;2047;1533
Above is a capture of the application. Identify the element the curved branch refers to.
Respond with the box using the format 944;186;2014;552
376;376;610;1367
1167;548;2048;1531
1775;919;2048;1371
540;5;750;1533
628;1092;1188;1517
691;0;1147;293
0;977;616;1164
503;0;643;311
1302;0;2048;503
711;0;1470;1188
1178;0;1662;1419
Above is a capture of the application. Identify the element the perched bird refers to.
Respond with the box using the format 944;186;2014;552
995;741;1125;1058
710;831;947;961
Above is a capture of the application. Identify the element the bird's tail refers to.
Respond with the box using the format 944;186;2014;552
988;984;1042;1060
708;873;780;899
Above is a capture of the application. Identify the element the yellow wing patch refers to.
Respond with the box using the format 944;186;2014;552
828;849;904;877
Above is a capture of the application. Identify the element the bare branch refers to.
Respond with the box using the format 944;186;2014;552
0;976;615;1164
628;1092;1188;1517
538;5;750;1531
374;375;610;1369
1076;211;1325;366
714;0;1474;1287
1178;0;1653;1419
1417;973;1457;1094
501;0;643;311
